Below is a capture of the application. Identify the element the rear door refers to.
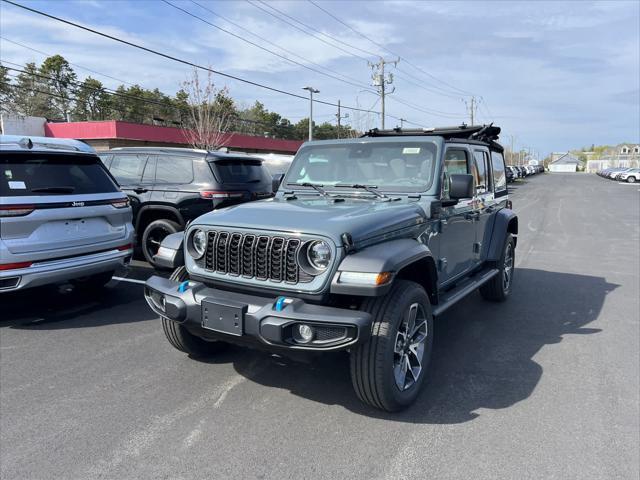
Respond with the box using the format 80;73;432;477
108;153;152;220
0;152;130;256
471;148;497;266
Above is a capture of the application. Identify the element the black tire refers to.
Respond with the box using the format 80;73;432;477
142;219;181;266
72;270;114;289
350;280;434;412
480;233;515;302
161;266;228;357
627;176;636;183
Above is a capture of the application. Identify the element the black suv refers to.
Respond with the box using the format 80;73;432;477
145;125;518;412
100;148;273;266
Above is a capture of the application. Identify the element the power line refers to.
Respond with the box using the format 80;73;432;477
188;0;375;94
162;0;374;92
306;0;474;97
0;36;137;88
1;0;400;118
246;0;462;117
245;0;371;62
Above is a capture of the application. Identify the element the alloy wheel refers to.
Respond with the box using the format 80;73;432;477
503;243;514;290
393;303;428;391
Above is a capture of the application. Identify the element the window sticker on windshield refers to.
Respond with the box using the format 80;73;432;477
402;147;421;154
8;181;26;190
4;169;12;179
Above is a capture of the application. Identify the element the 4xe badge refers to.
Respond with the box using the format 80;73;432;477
71;201;85;207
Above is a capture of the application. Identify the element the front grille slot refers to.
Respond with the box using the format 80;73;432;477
204;231;315;284
215;232;229;273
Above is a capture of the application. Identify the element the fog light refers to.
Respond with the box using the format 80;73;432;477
297;324;314;343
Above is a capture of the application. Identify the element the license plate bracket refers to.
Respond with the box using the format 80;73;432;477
201;299;247;336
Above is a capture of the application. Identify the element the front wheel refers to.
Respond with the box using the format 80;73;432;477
350;280;434;412
480;233;515;302
627;176;636;183
161;267;228;357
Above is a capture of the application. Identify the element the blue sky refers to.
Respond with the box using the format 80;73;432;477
1;0;638;155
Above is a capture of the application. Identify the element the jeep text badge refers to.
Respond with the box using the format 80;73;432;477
71;201;85;207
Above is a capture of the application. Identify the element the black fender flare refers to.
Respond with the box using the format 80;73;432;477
153;232;185;270
486;208;518;262
330;238;435;297
135;205;185;232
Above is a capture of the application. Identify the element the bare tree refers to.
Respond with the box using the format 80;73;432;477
181;68;234;150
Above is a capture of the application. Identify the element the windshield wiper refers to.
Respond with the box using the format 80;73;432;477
288;182;331;197
30;186;75;194
335;183;389;199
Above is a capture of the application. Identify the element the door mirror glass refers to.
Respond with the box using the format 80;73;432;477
449;174;474;200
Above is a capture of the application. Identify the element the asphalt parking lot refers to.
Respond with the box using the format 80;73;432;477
1;173;638;480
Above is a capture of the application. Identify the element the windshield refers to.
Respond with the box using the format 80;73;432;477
285;141;438;192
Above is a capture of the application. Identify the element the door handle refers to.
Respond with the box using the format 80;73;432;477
133;187;148;194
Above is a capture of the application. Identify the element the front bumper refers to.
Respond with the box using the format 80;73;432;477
144;276;372;351
0;247;132;292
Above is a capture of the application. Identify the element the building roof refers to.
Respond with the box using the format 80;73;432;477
550;153;581;164
44;120;303;154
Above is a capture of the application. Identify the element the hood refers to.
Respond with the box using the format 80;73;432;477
191;195;428;247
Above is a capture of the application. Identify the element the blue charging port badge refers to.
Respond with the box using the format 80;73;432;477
274;297;293;311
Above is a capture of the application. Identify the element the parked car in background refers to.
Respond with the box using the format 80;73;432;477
506;165;515;182
100;147;274;267
1;135;134;292
616;168;640;183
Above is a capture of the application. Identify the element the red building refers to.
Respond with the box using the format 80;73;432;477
43;120;303;154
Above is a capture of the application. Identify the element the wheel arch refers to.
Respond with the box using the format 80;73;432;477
330;238;438;303
136;205;185;237
486;209;518;262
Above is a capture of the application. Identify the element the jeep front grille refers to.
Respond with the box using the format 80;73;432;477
205;231;310;283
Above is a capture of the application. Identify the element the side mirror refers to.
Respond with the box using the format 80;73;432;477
449;173;475;200
272;173;285;192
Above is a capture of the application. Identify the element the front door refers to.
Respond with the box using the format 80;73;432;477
438;146;477;284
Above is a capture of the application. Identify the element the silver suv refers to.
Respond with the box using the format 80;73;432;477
0;135;134;292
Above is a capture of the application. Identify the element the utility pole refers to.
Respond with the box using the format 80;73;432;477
335;100;349;139
399;118;407;129
369;57;398;129
464;96;478;126
302;86;319;141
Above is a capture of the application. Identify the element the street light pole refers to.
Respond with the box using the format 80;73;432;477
302;86;319;141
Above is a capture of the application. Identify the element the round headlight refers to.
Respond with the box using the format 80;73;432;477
191;229;207;259
307;240;331;270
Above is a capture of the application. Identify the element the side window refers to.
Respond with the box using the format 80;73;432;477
473;150;489;193
491;151;507;195
109;154;146;185
142;156;156;183
155;155;193;184
442;149;469;199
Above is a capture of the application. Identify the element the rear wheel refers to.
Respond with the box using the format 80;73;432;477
161;266;227;357
350;280;433;412
142;219;180;266
480;234;515;302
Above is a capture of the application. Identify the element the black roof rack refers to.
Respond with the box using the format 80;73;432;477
362;123;501;145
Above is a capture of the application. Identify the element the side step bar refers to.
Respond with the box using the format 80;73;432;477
432;268;499;317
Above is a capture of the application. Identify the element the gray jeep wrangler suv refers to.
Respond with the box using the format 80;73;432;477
144;124;517;411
